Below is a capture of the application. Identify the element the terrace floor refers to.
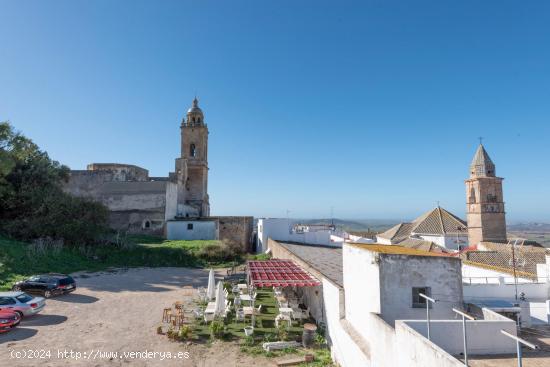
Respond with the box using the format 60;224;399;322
467;325;550;367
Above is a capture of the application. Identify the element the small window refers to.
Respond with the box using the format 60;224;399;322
412;287;431;308
187;223;194;230
190;144;196;157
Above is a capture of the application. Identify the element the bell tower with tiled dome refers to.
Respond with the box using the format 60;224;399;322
174;97;210;217
465;143;507;245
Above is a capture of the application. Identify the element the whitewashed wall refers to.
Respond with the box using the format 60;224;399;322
257;218;339;251
164;182;178;221
322;279;371;366
530;301;550;324
463;282;549;300
462;263;535;284
403;318;516;355
166;220;217;240
375;236;392;245
318;243;520;367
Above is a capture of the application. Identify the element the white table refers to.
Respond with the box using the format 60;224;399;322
240;294;252;302
237;284;248;291
243;306;258;316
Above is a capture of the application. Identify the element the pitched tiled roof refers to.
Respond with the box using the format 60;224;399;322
410;207;467;236
398;238;451;254
460;242;550;276
377;207;467;242
463;260;538;280
377;222;413;242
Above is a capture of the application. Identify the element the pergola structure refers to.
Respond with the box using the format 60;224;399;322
247;259;321;288
245;259;321;328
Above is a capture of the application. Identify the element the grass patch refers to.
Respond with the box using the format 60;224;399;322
186;288;333;365
192;288;305;342
0;235;243;290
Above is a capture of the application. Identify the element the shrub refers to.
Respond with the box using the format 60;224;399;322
166;326;176;340
209;318;225;339
178;325;193;341
314;331;327;347
277;323;288;341
243;335;255;346
197;242;235;263
263;333;276;343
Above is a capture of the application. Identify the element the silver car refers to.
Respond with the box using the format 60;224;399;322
0;292;46;317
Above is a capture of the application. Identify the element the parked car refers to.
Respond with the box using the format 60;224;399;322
0;292;46;318
0;309;21;333
12;273;76;298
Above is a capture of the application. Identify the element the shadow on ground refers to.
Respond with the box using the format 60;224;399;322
54;293;98;304
20;314;67;327
0;327;37;344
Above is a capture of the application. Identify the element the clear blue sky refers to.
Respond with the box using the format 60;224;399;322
1;1;549;222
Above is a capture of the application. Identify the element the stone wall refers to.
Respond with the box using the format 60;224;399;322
86;163;149;181
64;168;169;236
212;216;254;252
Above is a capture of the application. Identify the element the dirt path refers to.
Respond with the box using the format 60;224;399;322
0;267;277;367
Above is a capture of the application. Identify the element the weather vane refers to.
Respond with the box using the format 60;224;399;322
478;136;484;145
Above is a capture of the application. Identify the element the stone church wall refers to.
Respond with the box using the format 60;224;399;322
64;170;169;236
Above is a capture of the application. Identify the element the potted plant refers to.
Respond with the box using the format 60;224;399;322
244;326;254;336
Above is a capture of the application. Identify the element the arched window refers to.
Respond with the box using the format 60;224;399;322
190;144;196;157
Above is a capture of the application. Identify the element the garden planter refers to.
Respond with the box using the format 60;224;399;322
244;326;254;336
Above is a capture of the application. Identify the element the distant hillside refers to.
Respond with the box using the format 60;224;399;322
298;219;399;233
507;222;550;249
508;222;550;232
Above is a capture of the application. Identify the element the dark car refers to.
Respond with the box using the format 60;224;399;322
12;274;76;298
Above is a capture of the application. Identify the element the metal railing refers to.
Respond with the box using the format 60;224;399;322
462;276;542;285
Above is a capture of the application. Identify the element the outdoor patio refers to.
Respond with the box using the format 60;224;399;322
158;260;328;359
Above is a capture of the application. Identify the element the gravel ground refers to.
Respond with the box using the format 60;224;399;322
0;267;277;367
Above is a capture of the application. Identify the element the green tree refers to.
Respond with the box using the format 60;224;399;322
0;121;109;244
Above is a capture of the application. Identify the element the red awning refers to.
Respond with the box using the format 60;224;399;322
247;259;321;288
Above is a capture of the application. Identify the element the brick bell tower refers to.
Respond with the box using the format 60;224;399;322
174;97;210;217
465;143;507;245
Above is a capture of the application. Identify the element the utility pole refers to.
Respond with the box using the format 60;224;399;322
511;239;519;301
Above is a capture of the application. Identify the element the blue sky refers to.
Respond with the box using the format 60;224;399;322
1;1;549;221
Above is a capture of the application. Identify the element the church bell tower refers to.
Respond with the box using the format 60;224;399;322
174;98;210;217
465;143;507;245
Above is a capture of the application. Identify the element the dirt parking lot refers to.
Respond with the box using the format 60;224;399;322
0;267;276;367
